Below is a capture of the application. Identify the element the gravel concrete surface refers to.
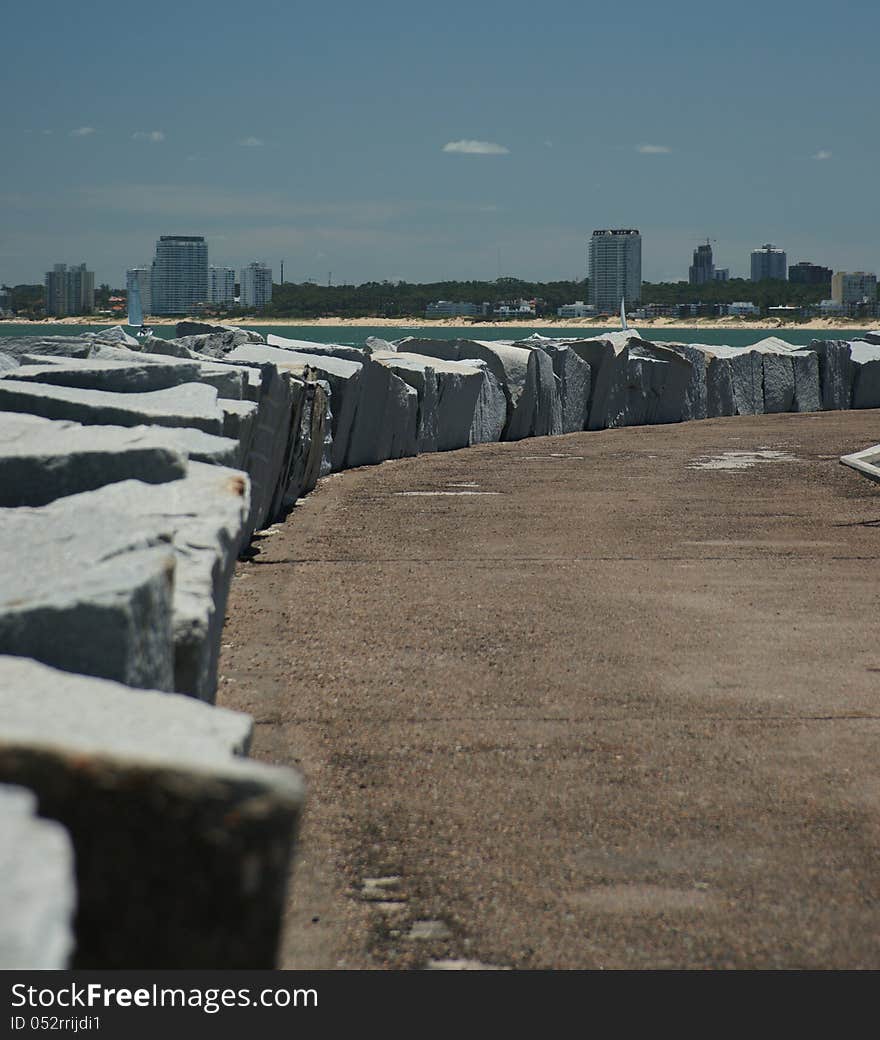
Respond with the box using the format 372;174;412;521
218;410;880;969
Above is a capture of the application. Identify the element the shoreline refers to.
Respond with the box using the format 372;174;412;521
1;315;878;332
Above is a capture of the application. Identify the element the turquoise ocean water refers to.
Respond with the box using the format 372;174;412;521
0;323;869;349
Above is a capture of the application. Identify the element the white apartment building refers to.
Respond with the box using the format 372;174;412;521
208;266;236;306
727;301;760;316
125;268;152;314
831;271;877;305
588;229;641;312
239;262;273;310
45;263;95;317
150;236;209;315
557;301;596;318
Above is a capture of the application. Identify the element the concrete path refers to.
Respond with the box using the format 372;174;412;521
218;410;880;969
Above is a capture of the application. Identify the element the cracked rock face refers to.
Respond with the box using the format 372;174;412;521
228;344;361;474
174;330;265;358
43;463;251;701
209;351;309;530
521;339;591;433
175;321;265;344
373;353;441;454
658;343;710;421
0;656;304;969
0;503;176;690
0;413;189;507
0;379;227;435
374;350;507;451
566;333;693;429
392;337;560;441
228;343;420;471
284;381;329;507
849;341;880;409
1;356;207;394
0;784;75;970
809;340;854;411
0;337;95;360
266;334;367;364
750;338;820;415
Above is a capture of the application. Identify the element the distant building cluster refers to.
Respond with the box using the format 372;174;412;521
124;237;273;317
17;227;877;323
548;231;877;320
44;263;95;317
423;298;537;319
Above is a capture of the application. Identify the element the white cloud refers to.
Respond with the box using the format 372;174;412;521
442;139;509;156
239;136;264;147
637;143;671;154
813;149;832;160
133;130;165;143
70;126;97;137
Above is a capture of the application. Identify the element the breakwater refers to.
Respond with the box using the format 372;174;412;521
1;321;878;968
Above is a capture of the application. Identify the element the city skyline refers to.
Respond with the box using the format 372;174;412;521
2;0;877;288
5;222;875;294
26;232;870;299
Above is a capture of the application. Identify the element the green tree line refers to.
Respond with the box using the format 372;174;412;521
260;278;588;319
6;275;876;320
641;278;832;310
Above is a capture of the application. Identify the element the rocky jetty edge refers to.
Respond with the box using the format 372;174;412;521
2;320;879;969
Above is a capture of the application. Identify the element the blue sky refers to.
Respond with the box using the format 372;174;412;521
2;0;877;287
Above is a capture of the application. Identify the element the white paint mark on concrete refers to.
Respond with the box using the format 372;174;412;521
406;920;452;940
427;959;510;970
688;450;798;471
361;876;405;902
521;454;585;461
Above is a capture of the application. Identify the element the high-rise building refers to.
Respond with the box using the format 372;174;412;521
208;266;236;306
239;262;273;310
688;240;715;285
750;244;787;281
588;229;641;312
125;267;152;314
150;236;208;315
788;261;832;286
714;268;730;282
831;271;877;306
45;263;95;317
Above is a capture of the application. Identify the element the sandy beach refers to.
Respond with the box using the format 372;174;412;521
3;314;879;332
